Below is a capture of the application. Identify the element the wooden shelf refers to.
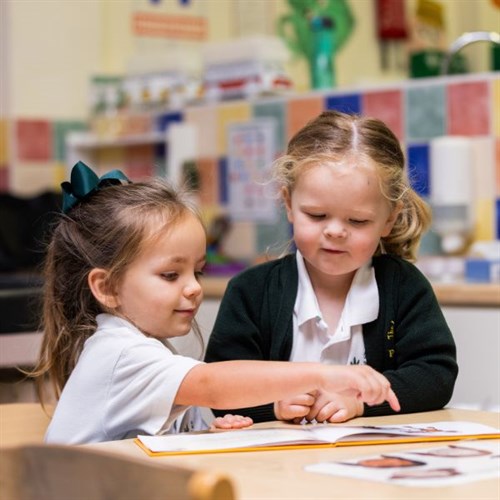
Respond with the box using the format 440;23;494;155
67;131;167;149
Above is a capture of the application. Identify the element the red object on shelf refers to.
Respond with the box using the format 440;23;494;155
375;0;408;40
375;0;408;70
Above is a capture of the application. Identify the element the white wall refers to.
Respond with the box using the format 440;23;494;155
5;0;499;119
444;306;500;411
8;1;103;118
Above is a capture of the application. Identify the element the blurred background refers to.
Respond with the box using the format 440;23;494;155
0;0;499;411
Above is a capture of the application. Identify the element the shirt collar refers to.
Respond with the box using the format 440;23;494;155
96;313;143;335
295;251;322;326
294;252;379;328
346;261;379;326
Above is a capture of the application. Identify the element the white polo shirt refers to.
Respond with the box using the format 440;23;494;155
45;314;205;444
290;251;379;365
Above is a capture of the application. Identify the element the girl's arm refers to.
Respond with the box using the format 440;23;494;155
175;361;400;412
364;258;458;416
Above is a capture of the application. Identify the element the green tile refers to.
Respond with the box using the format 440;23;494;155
256;206;292;256
252;100;287;154
406;86;446;141
53;120;87;161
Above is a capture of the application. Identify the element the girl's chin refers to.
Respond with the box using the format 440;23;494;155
147;327;192;340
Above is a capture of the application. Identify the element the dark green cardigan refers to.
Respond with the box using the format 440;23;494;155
205;253;458;422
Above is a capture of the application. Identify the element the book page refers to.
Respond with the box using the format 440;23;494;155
308;421;499;442
138;428;319;453
136;421;500;454
305;440;500;487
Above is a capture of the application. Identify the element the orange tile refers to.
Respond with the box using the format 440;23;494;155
196;157;219;206
286;97;324;140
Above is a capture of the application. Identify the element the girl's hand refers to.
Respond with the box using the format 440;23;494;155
274;392;317;422
304;391;364;423
323;365;400;412
211;414;253;430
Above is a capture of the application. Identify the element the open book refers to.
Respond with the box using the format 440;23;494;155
135;421;500;457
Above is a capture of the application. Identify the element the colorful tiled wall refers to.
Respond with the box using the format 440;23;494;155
3;72;499;261
185;73;500;259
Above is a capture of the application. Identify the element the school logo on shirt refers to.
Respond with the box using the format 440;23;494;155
386;320;396;359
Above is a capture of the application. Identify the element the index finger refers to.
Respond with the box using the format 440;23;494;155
387;388;400;412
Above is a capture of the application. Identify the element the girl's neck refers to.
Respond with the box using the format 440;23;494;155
305;263;356;301
308;269;356;335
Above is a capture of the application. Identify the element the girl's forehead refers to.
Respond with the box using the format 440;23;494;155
141;210;203;243
296;158;379;183
316;154;376;171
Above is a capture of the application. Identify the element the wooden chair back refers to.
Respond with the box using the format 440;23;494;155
0;403;54;447
0;443;236;500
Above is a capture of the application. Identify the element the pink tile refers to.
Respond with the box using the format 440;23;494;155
16;119;52;161
287;97;324;140
447;81;490;136
496;138;500;197
362;90;404;141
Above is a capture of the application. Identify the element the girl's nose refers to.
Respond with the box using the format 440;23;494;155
184;278;203;298
324;221;347;238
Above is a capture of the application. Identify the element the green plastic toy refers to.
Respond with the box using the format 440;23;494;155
277;0;355;89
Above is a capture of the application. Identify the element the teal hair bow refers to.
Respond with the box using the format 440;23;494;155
61;161;130;213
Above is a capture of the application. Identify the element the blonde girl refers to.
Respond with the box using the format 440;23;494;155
206;110;457;424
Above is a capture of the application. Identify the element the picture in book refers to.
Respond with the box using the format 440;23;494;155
305;440;500;487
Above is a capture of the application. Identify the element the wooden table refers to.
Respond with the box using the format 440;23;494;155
89;408;500;499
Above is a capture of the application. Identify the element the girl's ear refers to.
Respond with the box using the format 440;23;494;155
381;201;403;237
88;268;119;309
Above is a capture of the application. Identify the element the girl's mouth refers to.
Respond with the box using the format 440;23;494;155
174;308;196;316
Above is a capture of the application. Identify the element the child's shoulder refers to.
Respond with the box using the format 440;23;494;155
372;254;429;284
229;254;296;284
223;255;297;299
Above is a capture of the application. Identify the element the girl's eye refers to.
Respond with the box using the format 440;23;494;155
349;219;369;226
195;270;205;280
161;272;178;282
307;213;326;220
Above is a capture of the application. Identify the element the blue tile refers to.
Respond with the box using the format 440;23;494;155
156;112;183;132
407;143;430;196
325;94;362;114
496;198;500;239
